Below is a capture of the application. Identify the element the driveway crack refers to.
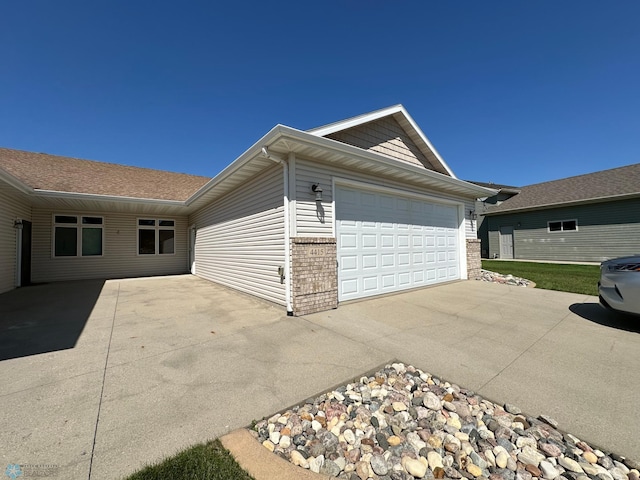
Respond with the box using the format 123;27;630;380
87;282;120;479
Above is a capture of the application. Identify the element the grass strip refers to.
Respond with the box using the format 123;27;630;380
125;439;255;480
482;260;600;296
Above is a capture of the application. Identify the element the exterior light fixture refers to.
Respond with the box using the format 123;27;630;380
469;210;478;220
13;219;23;229
312;183;323;202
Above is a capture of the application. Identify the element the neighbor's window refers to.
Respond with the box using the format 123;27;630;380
548;219;577;232
138;219;175;255
53;215;103;257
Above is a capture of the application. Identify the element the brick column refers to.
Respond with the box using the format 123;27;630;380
466;238;482;280
290;237;338;316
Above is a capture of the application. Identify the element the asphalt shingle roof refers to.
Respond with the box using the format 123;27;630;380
486;163;640;214
0;147;210;202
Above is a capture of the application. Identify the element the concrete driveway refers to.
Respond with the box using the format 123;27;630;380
0;276;638;479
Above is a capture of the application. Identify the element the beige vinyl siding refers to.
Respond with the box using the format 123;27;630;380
326;116;438;171
189;166;286;306
294;157;476;239
0;181;31;293
31;209;189;283
463;198;478;239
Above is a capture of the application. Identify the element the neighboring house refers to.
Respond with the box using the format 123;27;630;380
483;163;640;262
467;181;520;259
0;105;494;315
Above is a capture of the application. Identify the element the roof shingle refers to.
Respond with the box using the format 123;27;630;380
486;163;640;214
0;148;210;202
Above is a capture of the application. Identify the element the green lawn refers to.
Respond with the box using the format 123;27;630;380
481;260;600;296
125;439;254;480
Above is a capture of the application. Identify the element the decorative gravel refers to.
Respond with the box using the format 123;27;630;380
477;269;532;287
252;362;638;480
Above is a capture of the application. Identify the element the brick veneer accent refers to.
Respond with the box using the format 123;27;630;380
290;237;338;316
466;239;482;280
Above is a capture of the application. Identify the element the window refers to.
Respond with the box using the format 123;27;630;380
53;215;103;257
138;219;175;255
548;219;577;232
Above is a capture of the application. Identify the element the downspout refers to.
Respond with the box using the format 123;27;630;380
261;147;293;315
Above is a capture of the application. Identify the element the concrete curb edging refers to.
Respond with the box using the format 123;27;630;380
220;429;333;480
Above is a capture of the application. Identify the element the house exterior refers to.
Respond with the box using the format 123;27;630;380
483;163;640;262
1;105;495;315
468;181;520;259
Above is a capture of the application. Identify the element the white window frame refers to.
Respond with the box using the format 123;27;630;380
137;218;176;256
547;219;578;233
52;214;105;258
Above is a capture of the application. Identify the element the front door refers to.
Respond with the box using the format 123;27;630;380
20;220;32;286
499;226;514;259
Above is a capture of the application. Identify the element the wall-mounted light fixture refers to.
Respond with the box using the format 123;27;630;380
311;183;323;202
469;210;478;220
13;219;23;229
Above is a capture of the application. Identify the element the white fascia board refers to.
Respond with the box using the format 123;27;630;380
0;167;34;195
33;189;185;206
186;123;496;208
307;104;404;136
279;127;497;199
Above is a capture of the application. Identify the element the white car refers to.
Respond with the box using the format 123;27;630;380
599;255;640;316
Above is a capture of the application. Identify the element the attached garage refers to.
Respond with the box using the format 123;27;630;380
336;184;461;301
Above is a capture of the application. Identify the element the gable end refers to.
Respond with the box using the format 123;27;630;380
325;116;446;174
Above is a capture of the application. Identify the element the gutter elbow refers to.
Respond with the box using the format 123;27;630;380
261;146;286;164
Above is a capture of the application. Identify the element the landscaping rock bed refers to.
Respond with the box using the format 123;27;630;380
478;270;533;287
252;362;638;480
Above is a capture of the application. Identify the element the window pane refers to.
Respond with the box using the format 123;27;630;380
549;222;561;232
159;220;174;227
563;220;577;231
55;227;77;256
139;229;156;254
138;219;155;226
159;229;175;254
55;215;77;224
82;216;103;225
82;228;103;256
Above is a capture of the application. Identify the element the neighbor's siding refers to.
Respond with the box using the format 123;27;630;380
487;198;640;262
326;116;438;171
189;166;286;306
31;209;189;282
293;157;477;239
0;180;31;293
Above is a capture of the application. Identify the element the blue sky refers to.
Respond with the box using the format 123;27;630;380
1;1;638;187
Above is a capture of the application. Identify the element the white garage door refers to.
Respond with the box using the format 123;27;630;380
336;185;461;301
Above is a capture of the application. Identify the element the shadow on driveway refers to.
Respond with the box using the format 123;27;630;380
0;280;106;361
569;302;640;334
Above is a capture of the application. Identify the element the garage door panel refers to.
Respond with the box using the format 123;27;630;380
382;274;395;288
341;278;358;295
362;234;377;248
363;276;378;292
337;186;460;301
381;254;395;267
362;254;377;269
342;255;358;271
381;235;394;248
340;233;358;248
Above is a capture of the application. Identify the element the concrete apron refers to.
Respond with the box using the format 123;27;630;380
0;275;638;479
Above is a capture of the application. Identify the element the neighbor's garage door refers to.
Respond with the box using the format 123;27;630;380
336;185;461;301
